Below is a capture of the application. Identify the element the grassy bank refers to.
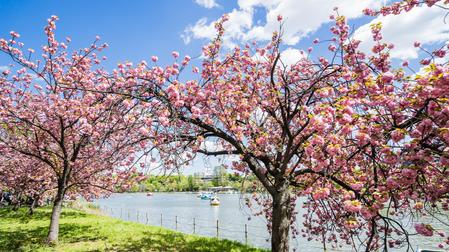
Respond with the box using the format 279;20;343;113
0;207;266;252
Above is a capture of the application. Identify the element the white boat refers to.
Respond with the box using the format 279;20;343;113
210;196;220;206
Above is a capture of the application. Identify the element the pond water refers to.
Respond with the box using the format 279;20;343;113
94;192;448;251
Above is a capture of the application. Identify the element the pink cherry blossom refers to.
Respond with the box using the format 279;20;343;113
414;223;434;237
391;129;405;142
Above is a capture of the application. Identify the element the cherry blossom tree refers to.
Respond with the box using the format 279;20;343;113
0;16;150;243
111;3;449;251
0;151;54;214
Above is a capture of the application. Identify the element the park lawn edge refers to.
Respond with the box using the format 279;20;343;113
0;206;267;252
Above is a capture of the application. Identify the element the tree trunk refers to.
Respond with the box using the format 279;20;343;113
47;189;64;244
12;193;21;211
271;188;292;252
29;194;39;215
12;202;19;211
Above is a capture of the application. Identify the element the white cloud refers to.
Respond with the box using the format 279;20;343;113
280;48;305;66
195;0;219;9
183;0;384;48
251;47;306;71
354;6;449;59
200;140;222;152
182;17;219;45
244;0;384;45
0;66;9;72
183;8;253;48
182;17;217;44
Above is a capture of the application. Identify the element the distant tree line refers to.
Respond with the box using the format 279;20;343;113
126;167;257;192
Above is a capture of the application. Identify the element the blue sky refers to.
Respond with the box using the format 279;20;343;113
0;0;225;68
2;1;447;73
0;0;382;67
1;0;448;174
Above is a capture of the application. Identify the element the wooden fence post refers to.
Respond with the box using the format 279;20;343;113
216;220;219;238
245;224;248;244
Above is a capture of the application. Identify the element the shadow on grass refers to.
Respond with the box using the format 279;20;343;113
112;231;261;252
0;222;99;251
0;207;102;251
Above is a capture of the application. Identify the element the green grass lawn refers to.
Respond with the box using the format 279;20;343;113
0;207;266;252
